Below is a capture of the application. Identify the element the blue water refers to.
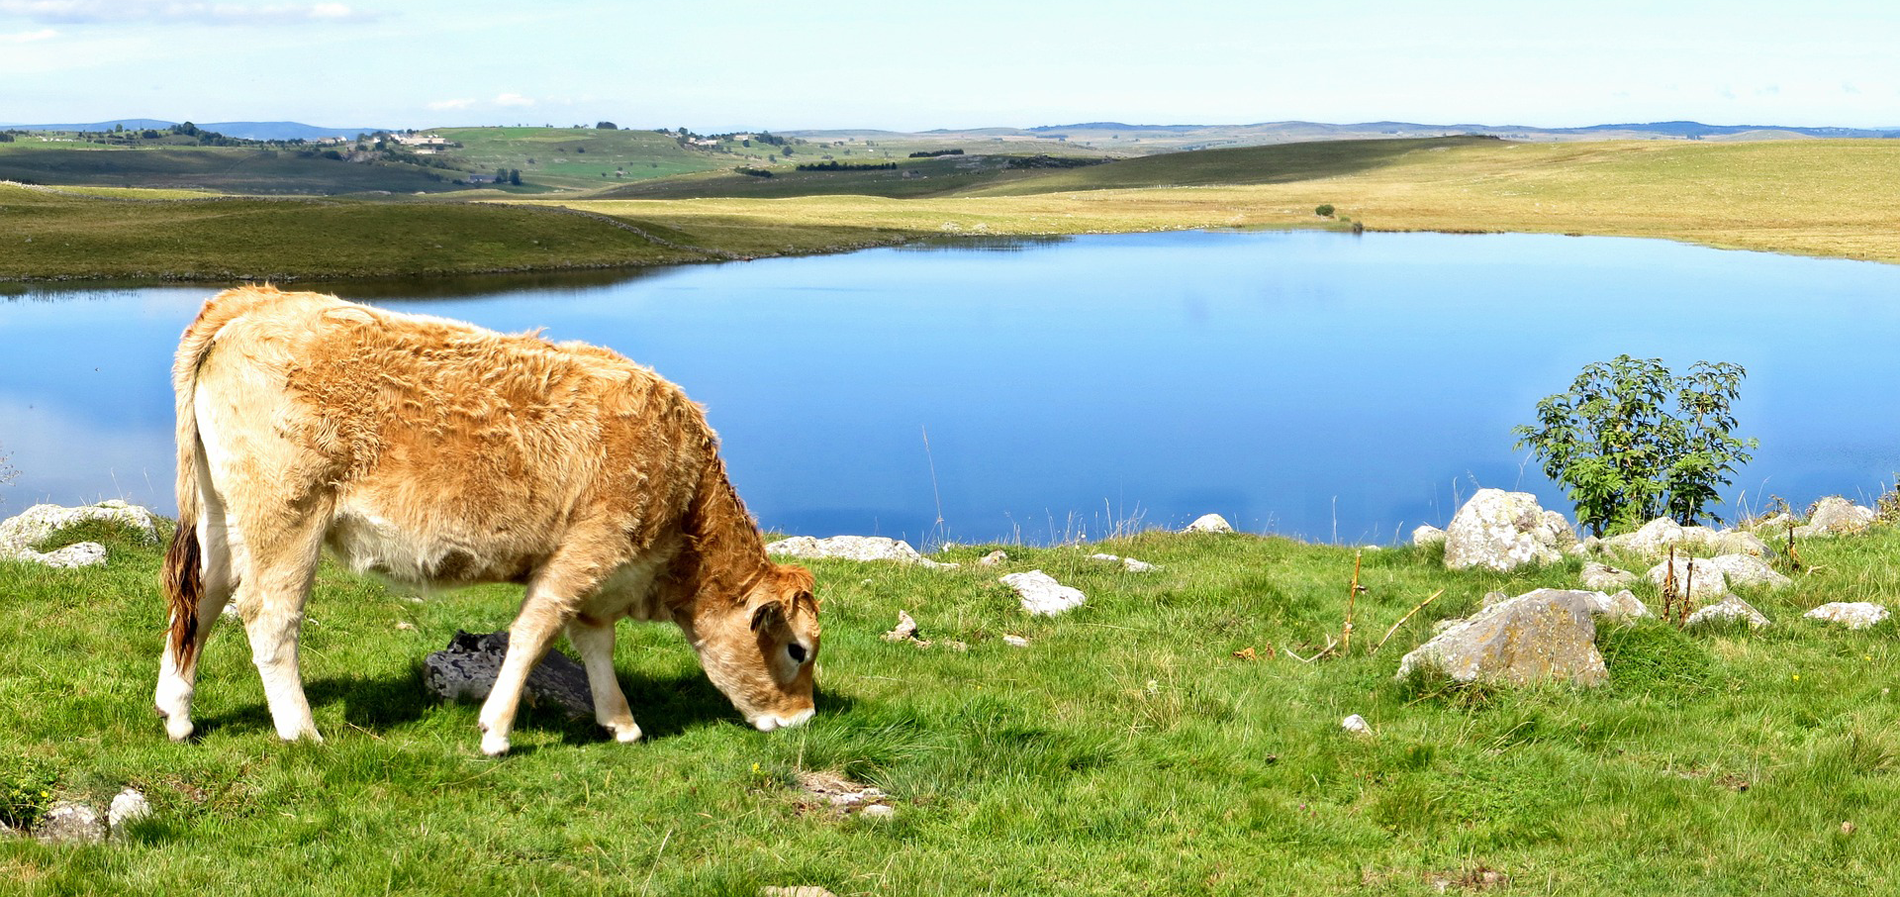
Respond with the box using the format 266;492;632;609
2;230;1896;544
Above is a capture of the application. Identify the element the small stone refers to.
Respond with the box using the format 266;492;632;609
1684;594;1771;631
860;804;895;819
1803;602;1888;630
1088;553;1157;572
761;887;838;897
35;803;105;845
1000;570;1086;616
33;542;108;569
1842;821;1858;835
1412;525;1446;547
1003;634;1030;648
1645;557;1729;600
108;788;152;835
1341;714;1373;736
1580;562;1636;592
1182;513;1235;534
977;550;1008;566
880;610;921;642
395;622;416;631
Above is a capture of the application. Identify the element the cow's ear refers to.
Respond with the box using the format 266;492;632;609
750;600;786;633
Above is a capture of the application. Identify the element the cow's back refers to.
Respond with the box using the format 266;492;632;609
191;286;714;586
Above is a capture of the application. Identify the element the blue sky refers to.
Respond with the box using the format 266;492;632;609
4;0;1897;131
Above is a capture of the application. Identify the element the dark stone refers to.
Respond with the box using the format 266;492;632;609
423;630;594;718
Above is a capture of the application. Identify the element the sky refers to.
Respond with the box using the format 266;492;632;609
4;0;1898;132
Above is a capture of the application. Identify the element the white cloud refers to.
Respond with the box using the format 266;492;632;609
494;92;534;107
0;26;55;42
0;1;375;23
427;97;475;110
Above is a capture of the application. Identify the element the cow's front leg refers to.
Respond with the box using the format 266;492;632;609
568;617;641;744
477;592;571;756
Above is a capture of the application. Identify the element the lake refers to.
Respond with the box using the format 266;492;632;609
3;230;1897;545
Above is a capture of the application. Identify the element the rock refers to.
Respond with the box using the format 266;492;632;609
1182;513;1235;534
1803;602;1889;630
1700;554;1792;590
1480;590;1509;608
1709;530;1771;558
1644;557;1729;600
1002;634;1030;648
1000;570;1086;616
860;804;896;819
880;610;922;643
1411;525;1446;547
107;788;152;836
976;549;1008;566
0;500;160;558
1341;714;1373;736
1685;594;1771;630
35;803;105;845
1442;489;1569;572
1396;589;1607;687
1580;562;1636;592
1589;589;1654;622
422;630;594;718
27;541;109;569
765;535;957;569
762;888;839;897
1087;553;1157;572
1809;497;1877;535
1749;512;1794;534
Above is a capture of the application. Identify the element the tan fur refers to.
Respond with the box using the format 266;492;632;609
156;285;820;752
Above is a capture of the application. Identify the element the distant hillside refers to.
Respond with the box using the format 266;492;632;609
0;120;389;141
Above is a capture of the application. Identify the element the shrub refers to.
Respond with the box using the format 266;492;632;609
1513;355;1757;535
1315;204;1335;217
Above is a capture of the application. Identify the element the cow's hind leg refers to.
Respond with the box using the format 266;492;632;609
568;618;641;744
237;510;329;743
155;493;244;740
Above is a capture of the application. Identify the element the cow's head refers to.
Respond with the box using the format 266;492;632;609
691;563;821;731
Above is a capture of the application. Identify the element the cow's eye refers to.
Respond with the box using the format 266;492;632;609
787;643;808;664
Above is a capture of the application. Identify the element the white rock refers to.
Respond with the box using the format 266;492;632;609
1442;489;1568;572
19;541;109;569
35;803;105;845
1645;557;1729;600
1341;714;1373;736
1700;554;1792;590
1684;594;1771;630
108;788;152;834
860;804;896;819
880;610;921;642
1584;589;1654;622
765;535;957;568
1803;602;1889;630
1397;589;1607;686
0;501;160;557
976;550;1008;566
1087;553;1157;572
1182;513;1234;534
1000;570;1086;616
1002;634;1030;648
1808;497;1877;535
1411;525;1446;547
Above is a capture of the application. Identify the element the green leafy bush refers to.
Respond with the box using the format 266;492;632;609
1513;355;1757;535
1315;203;1335;217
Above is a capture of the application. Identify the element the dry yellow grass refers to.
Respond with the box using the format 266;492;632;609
515;139;1900;265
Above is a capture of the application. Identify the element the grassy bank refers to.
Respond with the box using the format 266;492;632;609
7;137;1900;282
5;515;1900;894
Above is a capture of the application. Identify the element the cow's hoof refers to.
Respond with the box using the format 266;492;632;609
481;731;511;757
608;722;643;744
165;717;195;741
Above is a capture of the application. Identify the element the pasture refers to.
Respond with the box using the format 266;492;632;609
5;515;1900;894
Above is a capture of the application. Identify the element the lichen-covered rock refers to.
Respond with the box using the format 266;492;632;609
1581;562;1636;592
1181;513;1235;534
1645;556;1729;600
35;803;105;845
1584;589;1653;622
1412;525;1446;547
1395;589;1606;687
1808;497;1877;535
1685;594;1771;630
766;535;956;568
423;630;594;718
1700;554;1792;590
1803;602;1889;630
1442;489;1569;572
1087;553;1157;572
0;500;159;555
1000;570;1086;616
23;541;109;569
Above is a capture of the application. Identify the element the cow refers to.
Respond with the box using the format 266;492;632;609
156;285;820;755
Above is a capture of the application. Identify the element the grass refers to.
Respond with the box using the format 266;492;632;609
0;144;461;195
5;511;1900;894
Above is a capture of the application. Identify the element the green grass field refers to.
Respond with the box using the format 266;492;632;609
5;512;1900;894
0;144;461;195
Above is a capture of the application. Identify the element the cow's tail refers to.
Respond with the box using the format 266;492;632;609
163;287;268;667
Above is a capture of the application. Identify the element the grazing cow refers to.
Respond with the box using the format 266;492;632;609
156;285;820;755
